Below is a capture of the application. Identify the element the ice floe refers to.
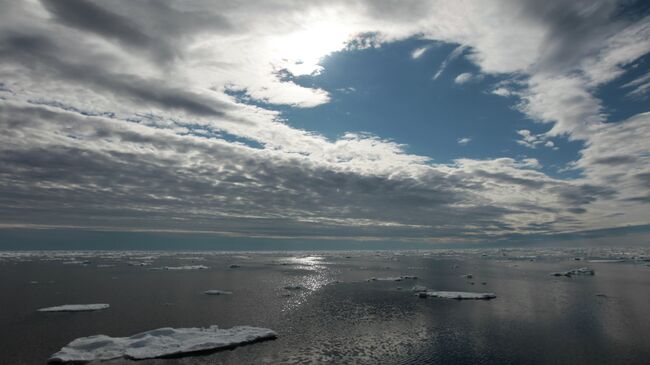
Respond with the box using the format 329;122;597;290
588;259;625;263
38;304;110;312
418;291;496;300
48;325;277;362
204;290;232;295
411;285;428;293
155;265;208;270
550;267;595;277
368;275;417;282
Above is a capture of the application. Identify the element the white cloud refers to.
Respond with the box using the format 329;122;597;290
0;0;648;241
457;137;471;145
411;46;430;59
454;72;474;84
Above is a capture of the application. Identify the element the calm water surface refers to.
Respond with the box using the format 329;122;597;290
0;249;649;364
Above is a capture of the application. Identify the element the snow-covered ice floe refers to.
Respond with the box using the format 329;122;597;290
204;290;232;295
368;275;417;282
417;291;496;300
550;267;595;277
38;304;110;312
588;259;625;263
48;325;277;363
155;265;208;270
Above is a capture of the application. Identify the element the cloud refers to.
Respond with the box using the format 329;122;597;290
432;45;466;80
454;72;474;84
0;0;647;243
411;45;430;59
622;70;650;99
457;137;471;145
516;130;558;150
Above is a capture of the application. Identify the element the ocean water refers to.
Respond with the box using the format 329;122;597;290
0;248;649;364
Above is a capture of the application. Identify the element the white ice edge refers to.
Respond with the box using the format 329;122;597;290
152;265;209;270
204;290;232;295
369;275;418;281
418;291;496;300
550;267;595;277
38;304;110;312
49;325;277;362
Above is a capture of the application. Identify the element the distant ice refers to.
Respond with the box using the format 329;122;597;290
369;275;417;282
49;325;277;362
418;291;496;300
588;259;625;263
550;267;595;277
157;265;208;270
204;290;232;295
38;304;110;312
62;260;90;265
411;285;428;293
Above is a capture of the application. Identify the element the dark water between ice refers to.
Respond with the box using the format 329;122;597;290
1;249;649;364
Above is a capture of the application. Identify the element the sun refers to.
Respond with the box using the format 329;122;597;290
270;22;352;76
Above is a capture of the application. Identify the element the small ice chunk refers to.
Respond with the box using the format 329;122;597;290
49;325;277;362
204;290;232;295
369;275;417;282
588;259;625;263
411;285;428;293
419;291;496;300
38;304;110;312
550;267;594;277
159;265;208;270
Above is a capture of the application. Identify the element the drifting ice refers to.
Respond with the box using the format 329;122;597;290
49;325;277;362
369;275;417;281
38;304;110;312
204;290;232;295
418;291;496;300
550;267;595;277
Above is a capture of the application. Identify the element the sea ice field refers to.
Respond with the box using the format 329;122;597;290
1;248;649;364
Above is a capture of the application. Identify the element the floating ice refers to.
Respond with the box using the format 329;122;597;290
156;265;208;270
550;267;595;277
38;304;110;312
411;285;428;293
418;291;496;300
588;259;625;263
369;275;417;282
204;290;232;295
48;325;277;362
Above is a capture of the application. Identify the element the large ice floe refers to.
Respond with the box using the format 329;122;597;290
417;291;496;300
550;267;595;277
38;304;110;312
48;325;277;363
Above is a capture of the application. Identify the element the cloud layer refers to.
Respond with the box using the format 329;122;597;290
0;0;648;243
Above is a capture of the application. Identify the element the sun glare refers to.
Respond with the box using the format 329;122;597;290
270;23;352;76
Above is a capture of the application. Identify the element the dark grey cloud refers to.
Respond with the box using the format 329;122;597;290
41;0;155;50
0;33;233;118
40;0;234;62
0;102;577;239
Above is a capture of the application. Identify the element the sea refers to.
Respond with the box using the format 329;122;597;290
0;248;649;364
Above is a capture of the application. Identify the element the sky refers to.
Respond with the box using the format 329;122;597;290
0;0;649;249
